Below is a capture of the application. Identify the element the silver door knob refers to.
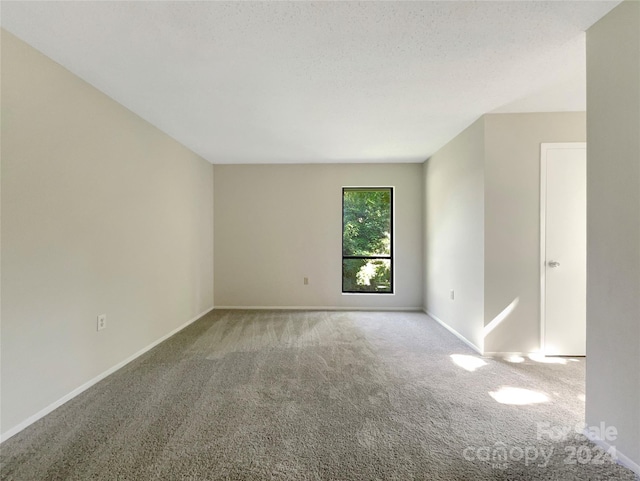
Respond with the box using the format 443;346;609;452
548;261;561;268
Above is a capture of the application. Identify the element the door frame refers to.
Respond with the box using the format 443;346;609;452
539;142;587;355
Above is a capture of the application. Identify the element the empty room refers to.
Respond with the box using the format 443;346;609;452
1;1;638;480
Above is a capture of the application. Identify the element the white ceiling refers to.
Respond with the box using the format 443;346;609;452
1;1;620;164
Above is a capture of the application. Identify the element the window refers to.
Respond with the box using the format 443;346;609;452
342;187;393;293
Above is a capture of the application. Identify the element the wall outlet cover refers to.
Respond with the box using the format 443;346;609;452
97;314;107;331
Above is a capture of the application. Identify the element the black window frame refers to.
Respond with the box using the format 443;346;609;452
342;187;394;294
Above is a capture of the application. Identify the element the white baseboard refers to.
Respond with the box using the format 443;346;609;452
0;306;214;443
585;429;640;476
423;309;483;355
483;351;539;357
214;306;423;311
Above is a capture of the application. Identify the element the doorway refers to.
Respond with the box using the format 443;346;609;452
540;142;587;356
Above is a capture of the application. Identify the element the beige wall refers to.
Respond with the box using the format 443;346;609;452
586;1;640;470
423;113;586;354
423;118;485;351
483;112;586;353
1;31;214;436
214;163;423;309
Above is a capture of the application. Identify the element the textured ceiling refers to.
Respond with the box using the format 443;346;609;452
1;1;621;164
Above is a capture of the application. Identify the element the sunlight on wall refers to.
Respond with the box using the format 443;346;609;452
450;354;488;372
483;298;520;338
489;387;549;405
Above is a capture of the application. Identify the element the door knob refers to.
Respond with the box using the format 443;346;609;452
548;261;560;268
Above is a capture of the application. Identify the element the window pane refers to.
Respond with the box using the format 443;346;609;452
342;189;391;257
342;258;392;293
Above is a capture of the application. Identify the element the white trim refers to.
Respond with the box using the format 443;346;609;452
214;306;421;311
0;306;214;443
482;351;540;357
539;142;587;355
540;142;547;353
585;429;640;476
424;309;483;354
342;293;396;296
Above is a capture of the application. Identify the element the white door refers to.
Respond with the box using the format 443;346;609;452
541;143;587;356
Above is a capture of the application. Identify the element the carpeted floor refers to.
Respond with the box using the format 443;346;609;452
1;310;637;480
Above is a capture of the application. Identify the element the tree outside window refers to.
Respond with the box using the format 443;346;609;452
342;188;393;293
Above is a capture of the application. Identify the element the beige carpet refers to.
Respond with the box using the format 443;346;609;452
1;310;637;480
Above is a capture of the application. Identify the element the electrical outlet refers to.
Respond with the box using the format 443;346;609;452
304;277;309;285
450;290;455;300
97;314;107;331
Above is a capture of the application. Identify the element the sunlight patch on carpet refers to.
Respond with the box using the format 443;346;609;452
450;354;487;372
489;387;549;405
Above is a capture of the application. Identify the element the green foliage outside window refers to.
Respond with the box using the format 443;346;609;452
342;188;392;293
